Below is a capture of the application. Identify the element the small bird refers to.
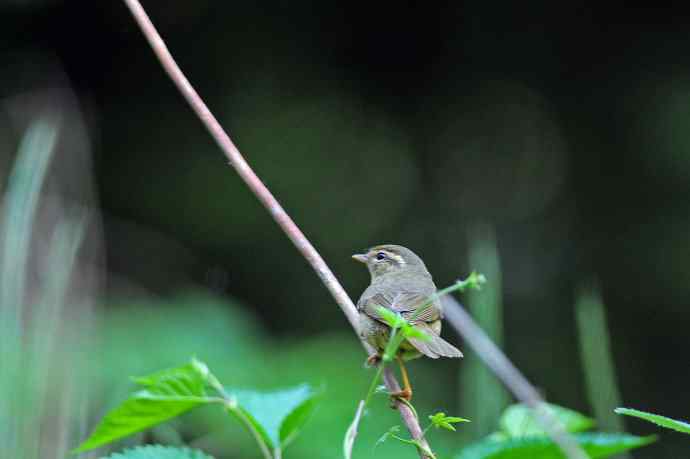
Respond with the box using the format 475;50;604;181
353;244;463;401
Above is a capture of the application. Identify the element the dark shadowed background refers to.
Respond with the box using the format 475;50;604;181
1;2;688;458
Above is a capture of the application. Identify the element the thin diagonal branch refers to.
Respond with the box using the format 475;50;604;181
120;0;429;457
384;368;433;458
119;0;358;333
442;296;588;459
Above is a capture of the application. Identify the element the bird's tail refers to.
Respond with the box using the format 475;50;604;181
407;323;463;359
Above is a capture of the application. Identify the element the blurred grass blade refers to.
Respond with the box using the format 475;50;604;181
26;214;88;459
460;224;510;441
0;118;58;326
615;408;690;435
0;118;59;457
343;400;364;459
576;285;625;433
28;214;88;412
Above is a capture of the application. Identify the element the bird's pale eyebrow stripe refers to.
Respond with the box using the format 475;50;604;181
370;248;406;265
390;253;406;265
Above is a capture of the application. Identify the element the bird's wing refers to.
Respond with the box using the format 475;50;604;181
407;322;463;359
358;289;441;324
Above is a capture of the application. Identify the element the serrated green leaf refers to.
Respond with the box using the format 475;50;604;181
227;384;319;452
429;412;446;425
74;360;221;453
499;403;595;438
615;407;690;435
429;412;470;432
132;358;209;396
101;445;215;459
455;432;656;459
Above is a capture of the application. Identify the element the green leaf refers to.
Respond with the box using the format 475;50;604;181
375;306;430;341
74;360;221;453
226;384;319;452
429;412;471;431
445;416;472;423
615;407;690;435
499;403;595;437
455;432;656;459
377;307;405;329
132;358;210;394
280;387;321;447
101;445;215;459
401;323;430;341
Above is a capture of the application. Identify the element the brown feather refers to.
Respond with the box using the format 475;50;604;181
361;291;441;324
354;244;462;360
407;323;463;359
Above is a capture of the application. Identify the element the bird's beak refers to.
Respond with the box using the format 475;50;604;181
352;253;368;264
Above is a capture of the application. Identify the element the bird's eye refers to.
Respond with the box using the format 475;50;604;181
375;252;386;261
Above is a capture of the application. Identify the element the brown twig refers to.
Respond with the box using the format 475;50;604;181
383;368;433;459
120;0;430;457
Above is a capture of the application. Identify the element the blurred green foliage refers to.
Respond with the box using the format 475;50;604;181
77;356;320;458
0;118;92;459
96;293;461;458
456;433;655;459
457;403;654;459
2;2;690;458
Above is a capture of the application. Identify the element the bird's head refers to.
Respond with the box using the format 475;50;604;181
352;244;429;279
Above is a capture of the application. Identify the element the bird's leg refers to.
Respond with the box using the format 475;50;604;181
365;353;382;367
391;355;413;401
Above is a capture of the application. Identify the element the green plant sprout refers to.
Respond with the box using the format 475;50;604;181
428;412;471;432
376;413;471;459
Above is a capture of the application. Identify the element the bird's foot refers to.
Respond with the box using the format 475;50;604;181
365;353;382;368
389;388;413;408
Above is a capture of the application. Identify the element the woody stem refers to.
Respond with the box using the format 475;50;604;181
120;1;432;458
397;355;412;396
